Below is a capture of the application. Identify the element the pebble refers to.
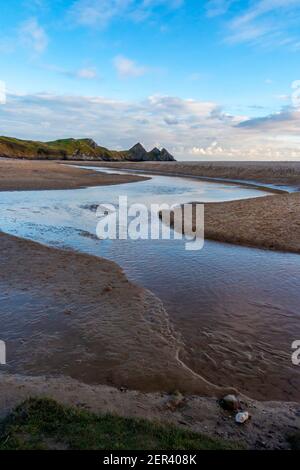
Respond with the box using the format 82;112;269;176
220;394;240;411
235;411;250;424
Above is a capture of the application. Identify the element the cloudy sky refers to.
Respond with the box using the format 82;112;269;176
0;0;300;160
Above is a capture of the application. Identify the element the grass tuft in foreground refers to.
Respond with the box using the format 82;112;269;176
0;398;241;450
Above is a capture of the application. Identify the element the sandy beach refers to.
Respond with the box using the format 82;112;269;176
0;159;235;396
0;159;148;191
73;160;300;254
3;0;300;454
6;231;299;450
0;159;299;450
163;192;300;254
69;160;300;188
0;231;230;396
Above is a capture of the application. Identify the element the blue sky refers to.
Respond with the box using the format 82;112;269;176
0;0;300;160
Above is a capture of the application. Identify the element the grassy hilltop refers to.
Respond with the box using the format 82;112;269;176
0;136;175;162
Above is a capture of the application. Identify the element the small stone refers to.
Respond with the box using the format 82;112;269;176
219;394;240;411
103;286;113;293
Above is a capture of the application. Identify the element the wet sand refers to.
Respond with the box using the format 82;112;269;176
0;159;299;431
0;373;299;450
0;231;232;397
164;192;300;254
0;159;148;191
69;160;300;188
0;159;237;396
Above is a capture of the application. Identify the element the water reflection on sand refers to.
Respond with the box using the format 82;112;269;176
0;168;299;400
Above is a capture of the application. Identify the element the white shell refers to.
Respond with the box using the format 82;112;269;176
235;411;249;424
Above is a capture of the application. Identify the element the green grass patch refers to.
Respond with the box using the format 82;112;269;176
0;398;241;450
0;136;127;160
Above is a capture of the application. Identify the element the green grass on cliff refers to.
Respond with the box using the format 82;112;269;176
0;136;127;160
0;136;55;156
0;398;241;450
46;138;115;159
0;136;175;161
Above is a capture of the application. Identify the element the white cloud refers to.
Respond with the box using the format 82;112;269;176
69;0;132;27
23;0;48;12
113;55;147;78
275;94;290;102
206;0;300;50
1;91;300;160
236;106;300;133
43;64;99;80
19;18;48;54
205;0;237;17
77;68;98;79
130;0;183;21
69;0;183;27
0;81;6;105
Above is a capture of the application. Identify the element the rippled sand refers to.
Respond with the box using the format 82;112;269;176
1;160;299;402
0;232;233;397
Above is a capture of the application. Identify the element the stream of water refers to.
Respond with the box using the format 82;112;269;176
1;167;299;400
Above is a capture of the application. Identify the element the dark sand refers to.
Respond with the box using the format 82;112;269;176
0;231;231;397
0;158;148;191
0;159;299;450
69;160;300;188
163;193;300;254
83;160;300;254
